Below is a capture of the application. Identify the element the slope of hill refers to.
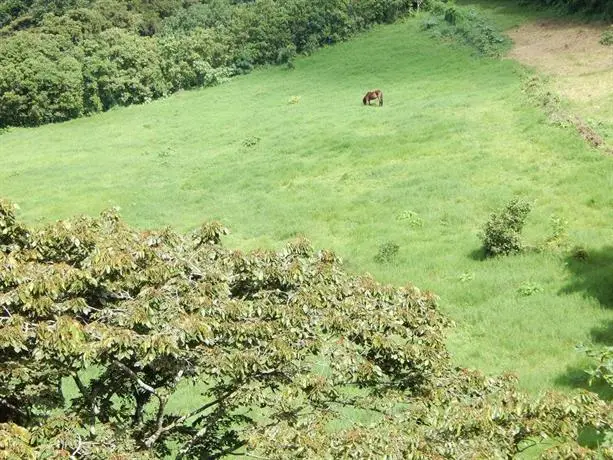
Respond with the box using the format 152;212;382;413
1;7;613;396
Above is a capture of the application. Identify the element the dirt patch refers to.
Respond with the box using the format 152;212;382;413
507;20;613;152
572;115;611;151
507;21;613;102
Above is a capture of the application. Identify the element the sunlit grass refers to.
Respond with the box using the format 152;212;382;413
2;12;613;396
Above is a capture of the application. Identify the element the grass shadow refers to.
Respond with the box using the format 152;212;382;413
591;320;613;346
560;246;613;309
557;247;613;402
554;366;613;401
468;247;487;261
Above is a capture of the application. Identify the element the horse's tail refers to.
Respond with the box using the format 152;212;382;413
379;91;383;106
362;94;368;105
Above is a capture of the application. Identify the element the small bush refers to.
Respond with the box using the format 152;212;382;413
395;210;424;227
374;241;400;263
600;27;613;46
242;136;260;148
458;272;474;282
541;215;569;251
444;5;459;25
517;281;543;297
479;198;531;257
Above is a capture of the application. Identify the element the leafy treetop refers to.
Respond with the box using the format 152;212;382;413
0;198;611;458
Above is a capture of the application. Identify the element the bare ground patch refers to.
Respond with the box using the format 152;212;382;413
507;20;613;150
507;21;612;101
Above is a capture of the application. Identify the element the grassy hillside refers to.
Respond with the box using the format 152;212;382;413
1;13;612;395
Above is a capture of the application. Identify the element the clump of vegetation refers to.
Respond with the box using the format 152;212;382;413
479;198;532;256
1;199;612;458
517;281;543;296
395;209;424;227
242;136;260;148
582;345;613;388
374;241;400;263
276;44;297;69
600;27;613;46
422;1;508;56
287;95;301;104
521;74;567;124
541;215;570;251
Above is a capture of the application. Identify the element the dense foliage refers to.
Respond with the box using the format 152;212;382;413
421;0;509;56
1;199;612;458
0;0;419;128
480;198;532;257
521;0;613;21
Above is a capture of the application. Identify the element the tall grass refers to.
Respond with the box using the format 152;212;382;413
1;13;612;395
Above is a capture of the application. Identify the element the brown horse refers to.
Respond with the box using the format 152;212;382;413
362;89;383;106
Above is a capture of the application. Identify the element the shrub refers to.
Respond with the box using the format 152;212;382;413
0;31;84;127
517;281;543;296
479;198;532;256
600;27;613;46
541;214;569;251
374;241;400;263
81;29;168;111
422;1;508;56
158;28;234;91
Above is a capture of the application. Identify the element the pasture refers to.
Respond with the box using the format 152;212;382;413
1;6;612;397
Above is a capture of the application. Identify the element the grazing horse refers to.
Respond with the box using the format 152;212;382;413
362;89;383;106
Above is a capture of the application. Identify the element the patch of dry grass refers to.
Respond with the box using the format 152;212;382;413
507;20;613;145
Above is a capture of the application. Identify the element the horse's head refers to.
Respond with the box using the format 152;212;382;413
362;95;368;105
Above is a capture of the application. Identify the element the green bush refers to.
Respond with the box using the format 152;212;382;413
158;28;234;91
479;198;532;256
0;31;84;127
422;1;508;56
159;1;232;36
374;241;400;263
81;29;168;111
600;27;613;46
520;0;613;21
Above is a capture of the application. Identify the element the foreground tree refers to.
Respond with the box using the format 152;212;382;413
0;199;611;458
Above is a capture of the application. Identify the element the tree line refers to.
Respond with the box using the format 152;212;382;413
0;0;416;128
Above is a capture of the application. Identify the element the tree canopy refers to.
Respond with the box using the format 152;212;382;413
1;199;612;458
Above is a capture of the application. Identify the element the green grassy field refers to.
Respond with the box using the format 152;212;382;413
2;9;612;396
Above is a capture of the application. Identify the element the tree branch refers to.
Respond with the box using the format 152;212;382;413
144;394;169;448
110;361;168;449
70;434;82;460
112;361;160;396
143;368;187;448
2;305;12;318
145;387;237;449
72;372;87;396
